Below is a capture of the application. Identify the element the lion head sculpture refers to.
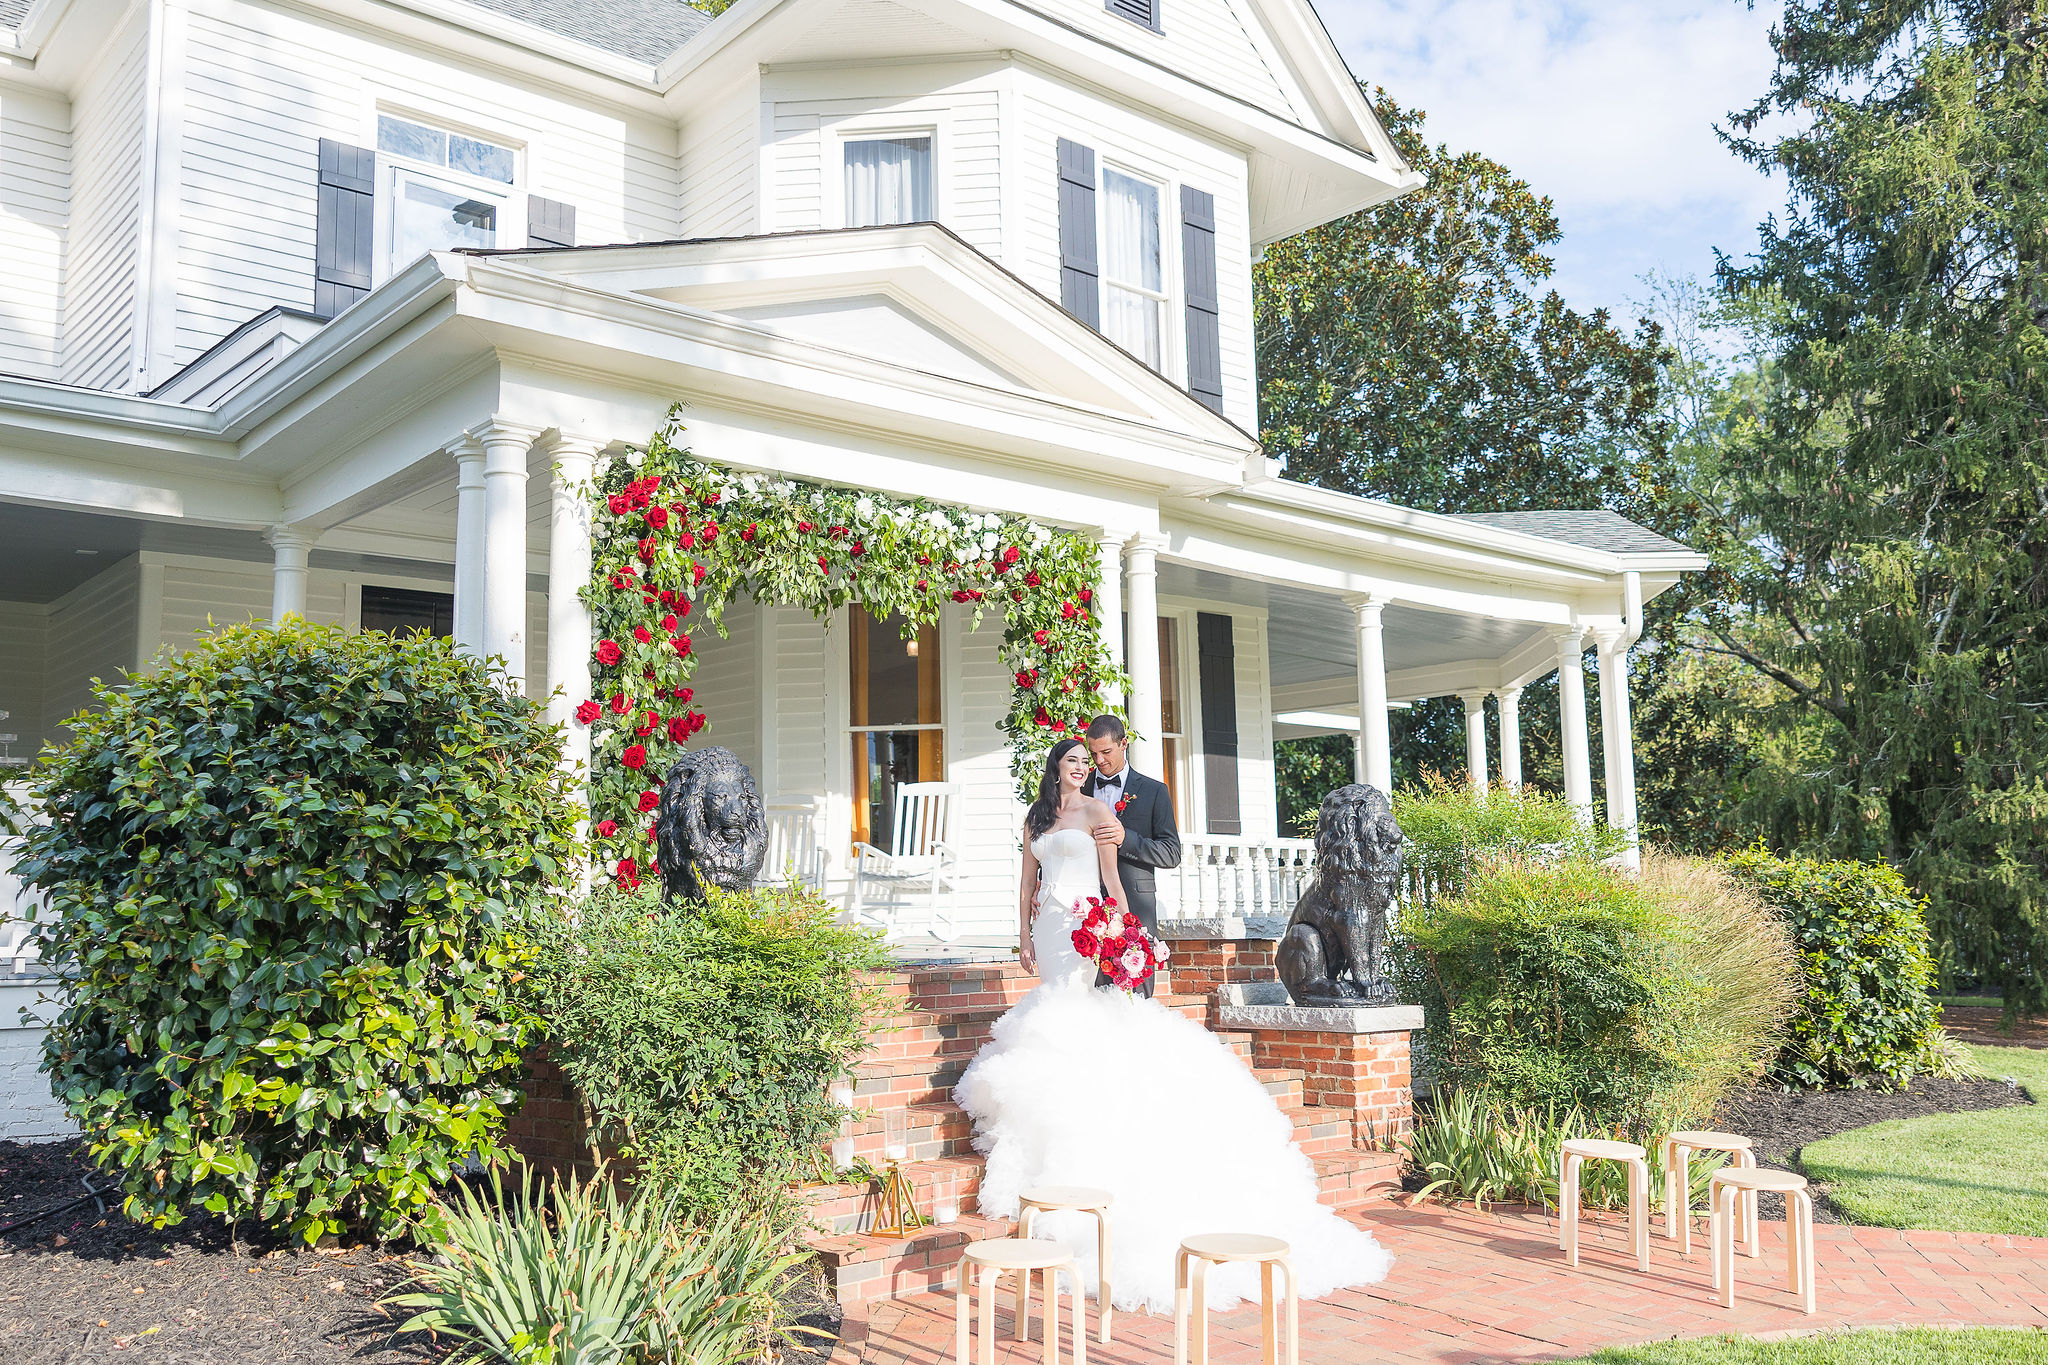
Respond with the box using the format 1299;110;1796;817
1274;783;1407;1007
653;746;768;904
1313;784;1405;884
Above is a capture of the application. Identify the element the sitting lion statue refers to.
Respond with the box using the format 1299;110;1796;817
654;746;768;904
1274;784;1406;1007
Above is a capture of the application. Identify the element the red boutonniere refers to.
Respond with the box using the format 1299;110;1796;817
1115;795;1131;814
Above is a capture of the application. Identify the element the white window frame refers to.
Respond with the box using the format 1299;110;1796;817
827;119;942;230
1096;159;1179;382
368;110;526;285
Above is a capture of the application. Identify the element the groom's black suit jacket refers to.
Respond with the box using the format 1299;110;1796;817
1085;766;1181;996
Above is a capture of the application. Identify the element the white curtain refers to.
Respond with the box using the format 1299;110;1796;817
1102;169;1163;368
845;136;934;228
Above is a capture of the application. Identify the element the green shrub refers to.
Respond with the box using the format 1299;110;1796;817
390;1162;807;1365
519;879;889;1220
1396;777;1631;901
17;621;577;1243
1723;844;1947;1088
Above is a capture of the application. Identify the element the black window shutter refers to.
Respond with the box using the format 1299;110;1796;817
1056;138;1100;329
314;138;375;319
1181;185;1223;413
1196;611;1241;835
528;195;576;248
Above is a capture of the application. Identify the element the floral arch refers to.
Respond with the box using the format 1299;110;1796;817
575;413;1129;888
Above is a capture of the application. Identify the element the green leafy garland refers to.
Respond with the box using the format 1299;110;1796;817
576;413;1128;889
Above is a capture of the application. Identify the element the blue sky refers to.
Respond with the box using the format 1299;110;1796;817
1319;0;1787;325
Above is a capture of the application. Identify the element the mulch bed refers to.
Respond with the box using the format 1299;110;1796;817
1710;1075;2034;1224
1941;1005;2048;1050
1;1139;842;1364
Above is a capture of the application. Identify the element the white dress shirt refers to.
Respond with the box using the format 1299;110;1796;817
1094;768;1127;803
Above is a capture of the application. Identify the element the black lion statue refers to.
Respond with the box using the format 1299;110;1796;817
653;746;768;904
1274;784;1406;1007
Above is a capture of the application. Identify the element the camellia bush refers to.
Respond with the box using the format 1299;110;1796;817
1724;844;1948;1088
574;408;1126;889
17;622;579;1243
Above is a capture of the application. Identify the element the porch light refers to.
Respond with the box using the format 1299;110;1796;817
905;638;919;657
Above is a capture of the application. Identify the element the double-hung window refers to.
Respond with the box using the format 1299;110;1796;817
843;134;935;227
377;114;520;273
1100;168;1166;369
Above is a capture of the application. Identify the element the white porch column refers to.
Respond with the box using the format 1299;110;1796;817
264;526;315;625
1459;691;1490;796
1123;533;1166;773
479;419;541;692
1594;625;1641;868
1553;625;1593;822
1346;594;1393;794
543;435;603;786
1094;529;1127;709
1495;685;1524;791
449;436;487;655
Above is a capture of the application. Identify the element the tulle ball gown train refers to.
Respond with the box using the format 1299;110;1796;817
954;827;1393;1314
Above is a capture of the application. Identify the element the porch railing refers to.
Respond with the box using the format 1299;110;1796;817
2;781;46;976
1158;835;1317;923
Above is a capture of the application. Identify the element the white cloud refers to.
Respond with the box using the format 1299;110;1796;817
1316;0;1788;311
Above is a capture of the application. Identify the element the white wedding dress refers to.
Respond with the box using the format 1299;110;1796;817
954;828;1393;1313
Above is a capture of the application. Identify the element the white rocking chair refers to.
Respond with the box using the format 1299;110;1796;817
757;796;828;891
850;781;961;941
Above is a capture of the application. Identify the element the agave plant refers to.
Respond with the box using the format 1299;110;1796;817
387;1162;809;1365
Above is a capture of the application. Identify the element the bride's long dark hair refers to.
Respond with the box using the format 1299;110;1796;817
1025;737;1088;840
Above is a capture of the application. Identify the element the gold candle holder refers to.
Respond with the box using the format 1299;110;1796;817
868;1158;926;1239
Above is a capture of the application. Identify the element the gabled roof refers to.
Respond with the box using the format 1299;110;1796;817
1449;510;1693;557
463;0;709;62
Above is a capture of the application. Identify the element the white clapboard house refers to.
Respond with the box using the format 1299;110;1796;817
0;0;1706;963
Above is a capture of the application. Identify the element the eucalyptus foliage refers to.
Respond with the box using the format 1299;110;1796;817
16;622;577;1242
518;879;889;1220
575;410;1126;885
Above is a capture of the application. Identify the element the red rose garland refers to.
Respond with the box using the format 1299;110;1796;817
1069;896;1168;992
573;411;1131;886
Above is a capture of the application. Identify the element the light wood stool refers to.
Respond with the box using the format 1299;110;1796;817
1661;1130;1757;1256
955;1239;1086;1365
1710;1166;1815;1315
1559;1138;1650;1271
1018;1185;1114;1343
1174;1233;1296;1365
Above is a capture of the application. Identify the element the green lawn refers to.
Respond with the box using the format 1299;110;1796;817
1936;993;2006;1009
1798;1044;2048;1237
1562;1329;2048;1364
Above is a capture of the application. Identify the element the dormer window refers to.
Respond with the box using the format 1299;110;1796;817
376;115;522;271
844;135;934;227
1101;168;1165;368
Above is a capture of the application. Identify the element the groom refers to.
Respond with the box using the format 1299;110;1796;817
1083;714;1181;998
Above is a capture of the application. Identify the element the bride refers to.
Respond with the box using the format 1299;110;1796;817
955;737;1393;1314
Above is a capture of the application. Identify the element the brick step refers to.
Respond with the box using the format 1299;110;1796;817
845;1099;974;1163
809;1211;1017;1304
860;1015;1001;1070
1285;1108;1358;1158
1315;1148;1405;1207
801;1152;988;1234
1212;1029;1255;1061
1251;1065;1305;1106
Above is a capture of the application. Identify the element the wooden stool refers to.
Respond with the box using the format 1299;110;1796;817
1710;1167;1815;1315
1174;1233;1296;1365
1661;1130;1757;1255
955;1239;1086;1365
1559;1138;1650;1271
1018;1185;1114;1343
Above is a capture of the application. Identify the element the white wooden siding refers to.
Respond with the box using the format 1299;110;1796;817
764;75;1003;258
167;0;680;366
682;595;762;777
0;88;70;381
1019;0;1307;124
43;558;141;738
679;82;757;238
0;602;50;759
1234;609;1276;840
944;601;1025;934
62;9;148;390
1014;66;1257;427
770;605;831;804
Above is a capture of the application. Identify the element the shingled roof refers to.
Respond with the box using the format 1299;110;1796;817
1449;510;1693;556
462;0;712;62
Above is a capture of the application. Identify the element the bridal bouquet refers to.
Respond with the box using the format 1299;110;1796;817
1069;896;1168;992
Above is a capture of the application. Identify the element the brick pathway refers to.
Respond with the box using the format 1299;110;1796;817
836;1201;2048;1364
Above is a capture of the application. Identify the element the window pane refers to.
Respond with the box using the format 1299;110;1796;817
378;115;447;166
1158;616;1182;735
1102;169;1161;291
449;133;516;184
844;136;933;228
361;586;453;639
852;729;946;851
1105;286;1163;368
851;608;938;728
393;178;498;265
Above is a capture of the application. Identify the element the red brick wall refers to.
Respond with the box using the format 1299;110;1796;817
1164;940;1278;1023
504;1046;608;1179
1250;1029;1414;1146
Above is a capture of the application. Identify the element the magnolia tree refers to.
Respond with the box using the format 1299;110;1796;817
576;411;1128;888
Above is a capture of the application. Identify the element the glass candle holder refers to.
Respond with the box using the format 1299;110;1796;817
883;1106;908;1163
830;1135;855;1173
932;1168;959;1224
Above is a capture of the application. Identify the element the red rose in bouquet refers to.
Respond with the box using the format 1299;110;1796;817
1067;895;1161;992
1070;927;1100;961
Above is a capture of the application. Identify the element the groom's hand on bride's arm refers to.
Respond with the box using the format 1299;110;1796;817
1091;819;1125;848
